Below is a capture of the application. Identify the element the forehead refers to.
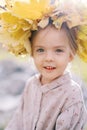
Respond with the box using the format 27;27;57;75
32;25;69;47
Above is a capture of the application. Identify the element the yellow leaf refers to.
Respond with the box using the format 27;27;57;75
1;12;18;24
6;0;51;20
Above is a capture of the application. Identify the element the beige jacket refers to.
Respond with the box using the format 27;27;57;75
5;73;87;130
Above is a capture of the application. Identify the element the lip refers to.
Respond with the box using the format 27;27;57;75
44;66;56;71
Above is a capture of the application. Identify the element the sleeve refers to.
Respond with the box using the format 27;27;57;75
4;78;31;130
56;102;87;130
5;96;24;130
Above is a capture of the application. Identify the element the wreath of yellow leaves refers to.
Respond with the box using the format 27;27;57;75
0;0;87;62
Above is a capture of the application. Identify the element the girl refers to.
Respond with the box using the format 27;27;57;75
5;23;87;130
0;0;87;130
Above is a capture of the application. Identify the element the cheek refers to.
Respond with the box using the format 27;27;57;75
56;56;69;67
33;56;42;67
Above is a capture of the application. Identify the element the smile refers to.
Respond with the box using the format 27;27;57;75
44;66;56;70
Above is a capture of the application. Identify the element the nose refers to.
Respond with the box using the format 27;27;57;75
45;51;54;62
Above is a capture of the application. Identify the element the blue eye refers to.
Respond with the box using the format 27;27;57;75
36;48;44;52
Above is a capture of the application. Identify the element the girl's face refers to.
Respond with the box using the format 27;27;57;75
32;26;74;85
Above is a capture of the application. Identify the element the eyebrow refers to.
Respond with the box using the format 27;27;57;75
52;46;66;49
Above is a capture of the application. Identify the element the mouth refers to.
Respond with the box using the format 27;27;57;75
44;66;56;71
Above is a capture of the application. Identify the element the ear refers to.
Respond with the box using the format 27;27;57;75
69;53;75;62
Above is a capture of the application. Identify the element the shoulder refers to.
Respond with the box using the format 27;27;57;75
63;74;83;100
24;73;40;92
63;79;84;110
69;79;83;98
61;73;81;93
26;73;39;85
26;75;36;85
